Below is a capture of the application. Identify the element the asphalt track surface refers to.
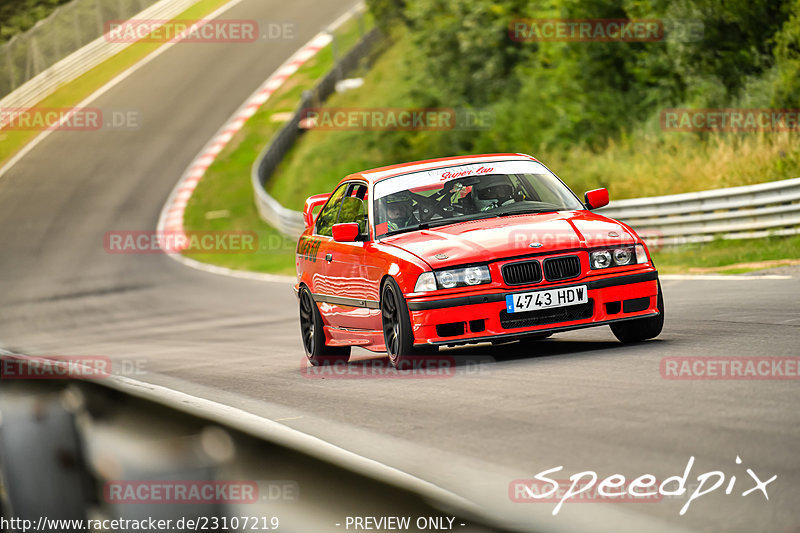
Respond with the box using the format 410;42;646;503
1;1;799;531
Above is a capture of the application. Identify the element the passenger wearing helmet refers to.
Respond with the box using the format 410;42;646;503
384;192;417;231
473;176;515;212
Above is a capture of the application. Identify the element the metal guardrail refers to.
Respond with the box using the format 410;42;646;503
598;177;800;246
249;29;798;246
252;27;383;239
0;0;200;111
0;355;511;533
257;143;800;245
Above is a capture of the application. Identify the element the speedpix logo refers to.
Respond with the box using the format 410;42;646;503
510;456;776;515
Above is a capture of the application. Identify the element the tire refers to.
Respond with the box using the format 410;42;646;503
298;286;350;365
381;278;437;368
610;281;664;343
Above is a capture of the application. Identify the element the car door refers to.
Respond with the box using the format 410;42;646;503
305;182;346;323
313;182;374;330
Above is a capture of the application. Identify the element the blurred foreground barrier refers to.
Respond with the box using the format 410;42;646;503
0;354;507;533
0;0;200;110
598;177;800;247
252;25;383;239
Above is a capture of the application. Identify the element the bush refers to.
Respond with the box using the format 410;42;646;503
367;0;799;150
1;0;73;43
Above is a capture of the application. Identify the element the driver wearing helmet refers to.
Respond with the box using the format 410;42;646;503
473;176;515;212
384;192;417;231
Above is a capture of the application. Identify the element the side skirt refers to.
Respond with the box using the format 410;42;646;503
324;326;386;352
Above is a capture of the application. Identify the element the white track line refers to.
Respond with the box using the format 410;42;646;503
155;30;335;239
0;0;252;181
0;350;692;533
0;8;701;531
0;9;479;521
660;274;793;280
0;350;483;523
109;372;483;514
176;255;295;283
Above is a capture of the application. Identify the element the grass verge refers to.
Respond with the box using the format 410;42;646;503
651;234;800;274
0;0;235;167
1;0;73;44
181;13;372;275
264;32;800;210
185;25;800;276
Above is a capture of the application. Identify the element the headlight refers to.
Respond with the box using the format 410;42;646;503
415;266;492;292
436;265;491;288
613;248;632;265
591;250;612;269
414;272;437;292
438;270;457;288
635;244;648;264
463;266;486;285
590;246;645;269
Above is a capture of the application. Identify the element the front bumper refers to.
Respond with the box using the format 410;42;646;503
407;270;659;346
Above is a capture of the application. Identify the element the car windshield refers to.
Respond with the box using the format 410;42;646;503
373;160;584;237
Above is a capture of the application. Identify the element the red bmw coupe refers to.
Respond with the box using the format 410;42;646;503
295;154;663;367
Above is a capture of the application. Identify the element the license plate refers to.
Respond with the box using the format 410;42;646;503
505;285;588;313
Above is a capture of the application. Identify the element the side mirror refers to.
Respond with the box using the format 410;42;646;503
303;193;330;227
584;188;609;210
332;222;360;242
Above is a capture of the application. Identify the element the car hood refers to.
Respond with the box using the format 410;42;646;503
380;211;636;268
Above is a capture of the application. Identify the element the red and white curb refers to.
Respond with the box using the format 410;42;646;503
156;2;364;283
0;0;252;181
156;32;332;240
